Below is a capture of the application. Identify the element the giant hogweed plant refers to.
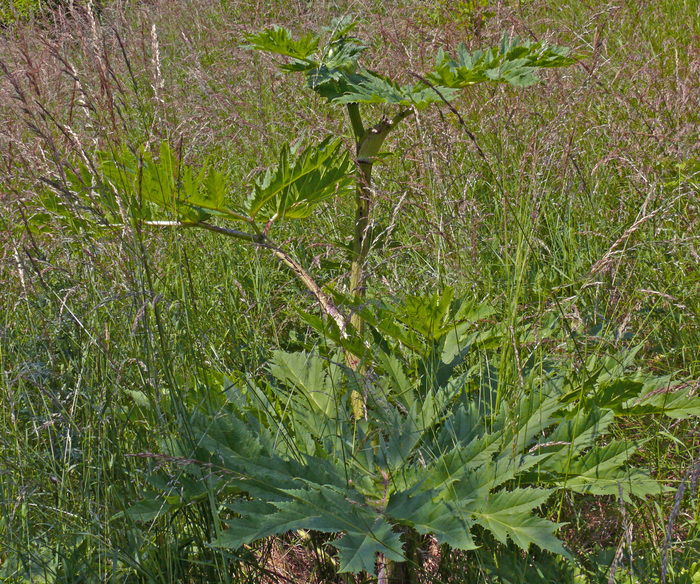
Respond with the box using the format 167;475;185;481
40;20;700;582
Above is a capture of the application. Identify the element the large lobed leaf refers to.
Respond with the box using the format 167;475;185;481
386;487;477;550
217;485;404;574
180;371;578;571
90;138;352;227
469;489;568;556
96;142;243;224
194;414;406;573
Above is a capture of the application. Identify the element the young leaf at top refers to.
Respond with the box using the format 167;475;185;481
304;35;368;101
427;33;575;89
245;23;447;110
321;16;358;42
244;26;320;62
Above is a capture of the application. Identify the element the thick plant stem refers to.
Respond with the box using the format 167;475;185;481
346;101;367;322
345;156;372;378
345;105;413;419
347;107;413;336
378;529;421;584
345;103;366;375
348;157;373;328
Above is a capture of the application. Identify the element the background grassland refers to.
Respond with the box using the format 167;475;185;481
0;0;699;582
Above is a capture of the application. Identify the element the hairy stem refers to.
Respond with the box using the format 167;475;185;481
348;108;413;334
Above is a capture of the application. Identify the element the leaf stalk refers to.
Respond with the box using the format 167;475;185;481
144;220;347;333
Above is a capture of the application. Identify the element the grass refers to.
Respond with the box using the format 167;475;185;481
0;0;699;582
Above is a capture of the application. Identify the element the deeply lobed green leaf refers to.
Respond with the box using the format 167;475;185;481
427;33;576;89
244;26;320;61
244;137;353;222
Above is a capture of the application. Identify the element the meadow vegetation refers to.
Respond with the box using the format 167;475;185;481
0;0;699;582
